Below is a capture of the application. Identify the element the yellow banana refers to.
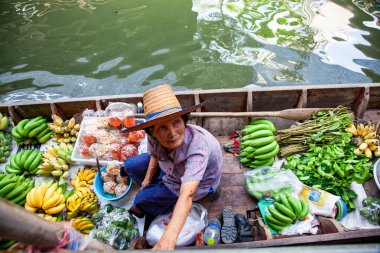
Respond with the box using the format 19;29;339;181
365;139;379;146
345;123;357;135
361;125;372;137
45;203;65;215
25;202;38;212
33;187;43;208
52;114;64;126
68;118;76;129
364;148;372;158
357;123;364;135
42;192;62;210
43;183;58;203
364;132;376;140
369;144;378;152
47;147;59;157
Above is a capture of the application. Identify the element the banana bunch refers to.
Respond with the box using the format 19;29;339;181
37;143;73;177
48;115;80;144
25;181;66;215
66;190;99;220
0;174;34;206
6;149;43;175
11;116;53;146
265;193;309;232
71;217;96;234
0;131;12;163
239;119;279;168
346;121;380;158
72;168;96;186
0;113;10;131
36;213;63;222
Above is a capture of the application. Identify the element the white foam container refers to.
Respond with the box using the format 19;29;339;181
71;117;147;166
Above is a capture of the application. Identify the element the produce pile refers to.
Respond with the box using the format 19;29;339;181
7;149;43;175
11;116;53;145
0;174;34;206
0;131;12;163
346;121;380;158
239;119;279;168
91;204;139;250
360;197;380;225
265;193;309;232
48;115;80;144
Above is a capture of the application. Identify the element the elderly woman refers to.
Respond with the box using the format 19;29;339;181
120;84;222;250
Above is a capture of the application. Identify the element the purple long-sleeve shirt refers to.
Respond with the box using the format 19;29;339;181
148;124;222;200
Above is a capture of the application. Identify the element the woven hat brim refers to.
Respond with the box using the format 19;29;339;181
121;101;208;133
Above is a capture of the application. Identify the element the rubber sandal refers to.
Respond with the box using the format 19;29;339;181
235;214;254;242
221;209;237;244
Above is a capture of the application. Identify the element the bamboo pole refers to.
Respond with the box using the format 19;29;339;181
0;199;113;251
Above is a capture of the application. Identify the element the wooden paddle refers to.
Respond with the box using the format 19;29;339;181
190;108;336;121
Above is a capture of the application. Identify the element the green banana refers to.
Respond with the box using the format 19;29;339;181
0;182;18;197
36;127;52;139
274;202;296;220
23;117;46;133
5;164;22;175
28;151;43;172
24;149;40;169
254;140;278;156
298;200;309;220
0;177;17;189
20;149;34;166
251;136;276;148
254;144;279;160
241;129;274;141
0;116;9;130
286;193;302;219
5;181;28;200
249;119;276;132
267;221;286;232
279;193;294;212
10;154;22;171
11;126;23;140
16;119;30;137
268;206;293;224
249;156;275;169
265;214;289;227
14;152;23;169
28;123;48;138
38;130;53;143
242;123;273;135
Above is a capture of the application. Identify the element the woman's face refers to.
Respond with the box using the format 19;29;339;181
152;117;185;151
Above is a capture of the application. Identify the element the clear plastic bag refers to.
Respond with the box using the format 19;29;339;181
244;166;292;200
360;197;380;225
146;203;207;247
105;102;136;119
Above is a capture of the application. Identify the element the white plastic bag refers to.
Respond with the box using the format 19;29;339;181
279;213;320;236
146;203;207;247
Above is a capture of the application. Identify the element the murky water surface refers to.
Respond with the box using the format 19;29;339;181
0;0;379;102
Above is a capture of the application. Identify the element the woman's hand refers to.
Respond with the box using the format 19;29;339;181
141;177;151;189
152;233;176;251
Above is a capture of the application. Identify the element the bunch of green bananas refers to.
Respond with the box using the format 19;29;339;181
11;116;53;146
239;119;279;168
0;113;10;131
0;174;34;206
6;149;43;175
265;193;309;232
0;131;12;163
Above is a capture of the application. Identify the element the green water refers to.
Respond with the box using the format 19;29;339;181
0;0;379;102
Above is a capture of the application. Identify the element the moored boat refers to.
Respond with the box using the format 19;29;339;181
0;83;379;250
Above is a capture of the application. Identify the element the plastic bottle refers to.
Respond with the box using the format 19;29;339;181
203;218;221;246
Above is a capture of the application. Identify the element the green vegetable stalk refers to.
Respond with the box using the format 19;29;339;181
277;106;353;157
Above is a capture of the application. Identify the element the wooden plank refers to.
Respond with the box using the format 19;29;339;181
353;87;370;119
7;106;22;124
252;90;300;111
190;229;380;249
368;86;380;109
50;103;66;120
14;106;30;118
203;117;247;136
307;87;361;108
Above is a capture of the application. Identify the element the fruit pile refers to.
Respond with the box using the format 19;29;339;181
0;174;34;206
71;168;97;186
65;187;99;220
0;113;10;130
37;143;73;177
7;149;43;175
48;115;80;144
265;193;309;232
11;116;53;145
239;119;279;168
0;131;12;163
71;217;96;234
36;213;63;222
25;181;66;215
346;122;380;158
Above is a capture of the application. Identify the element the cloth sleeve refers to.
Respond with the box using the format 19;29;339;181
147;135;158;158
181;145;209;183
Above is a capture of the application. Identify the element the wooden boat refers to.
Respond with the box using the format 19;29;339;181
0;83;379;249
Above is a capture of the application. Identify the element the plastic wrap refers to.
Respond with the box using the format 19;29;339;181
103;181;117;194
115;183;128;197
91;205;139;250
244;167;292;200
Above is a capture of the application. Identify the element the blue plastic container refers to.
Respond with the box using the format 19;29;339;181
94;165;133;201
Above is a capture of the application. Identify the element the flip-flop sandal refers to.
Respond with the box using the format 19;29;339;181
235;214;254;242
221;209;238;244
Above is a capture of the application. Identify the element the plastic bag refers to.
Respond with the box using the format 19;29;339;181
285;169;340;218
279;213;320;236
146;203;207;247
105;102;136;119
244;167;292;200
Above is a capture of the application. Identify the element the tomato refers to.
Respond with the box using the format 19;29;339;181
108;117;122;128
120;144;138;160
129;130;146;143
122;116;136;128
81;134;96;145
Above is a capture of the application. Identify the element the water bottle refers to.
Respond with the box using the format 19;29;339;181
203;218;221;245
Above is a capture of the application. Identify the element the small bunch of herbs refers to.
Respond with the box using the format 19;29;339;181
277;106;354;157
283;138;373;211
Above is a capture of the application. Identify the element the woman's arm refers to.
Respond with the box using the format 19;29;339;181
152;180;200;250
141;155;159;188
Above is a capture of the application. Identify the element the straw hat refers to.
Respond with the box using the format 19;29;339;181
122;84;207;133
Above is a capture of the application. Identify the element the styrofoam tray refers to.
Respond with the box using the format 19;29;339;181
71;117;147;166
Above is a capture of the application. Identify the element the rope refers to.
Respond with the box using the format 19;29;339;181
27;222;80;253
